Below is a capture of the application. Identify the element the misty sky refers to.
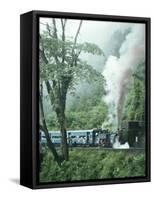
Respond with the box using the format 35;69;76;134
40;17;145;72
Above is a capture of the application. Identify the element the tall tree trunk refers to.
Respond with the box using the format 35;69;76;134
39;94;62;166
45;81;69;161
56;98;69;161
60;111;68;161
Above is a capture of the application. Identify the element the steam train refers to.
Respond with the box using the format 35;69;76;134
40;129;115;147
40;121;145;148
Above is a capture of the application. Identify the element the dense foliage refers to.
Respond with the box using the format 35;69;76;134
40;149;145;182
45;79;108;130
123;62;145;121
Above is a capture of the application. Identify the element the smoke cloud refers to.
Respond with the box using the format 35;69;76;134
102;24;145;129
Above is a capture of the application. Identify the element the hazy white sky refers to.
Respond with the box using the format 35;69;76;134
40;17;144;49
40;17;145;72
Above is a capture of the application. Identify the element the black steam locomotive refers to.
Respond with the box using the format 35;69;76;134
119;120;145;148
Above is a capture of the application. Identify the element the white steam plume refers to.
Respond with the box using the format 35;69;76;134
102;24;145;129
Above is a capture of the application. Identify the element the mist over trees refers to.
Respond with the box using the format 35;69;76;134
123;62;145;121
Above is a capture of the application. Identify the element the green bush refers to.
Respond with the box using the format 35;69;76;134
39;149;145;182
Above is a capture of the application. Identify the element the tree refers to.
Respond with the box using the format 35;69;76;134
39;19;104;163
122;62;145;121
66;79;108;129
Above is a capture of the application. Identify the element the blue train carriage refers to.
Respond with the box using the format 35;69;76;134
67;130;94;146
39;129;115;147
39;130;60;146
40;130;94;146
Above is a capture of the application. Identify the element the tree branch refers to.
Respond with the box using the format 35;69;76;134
40;48;48;64
39;88;62;166
51;19;61;67
61;19;67;68
61;19;66;64
74;20;82;47
46;23;52;37
71;20;83;67
39;35;49;65
39;37;57;103
52;18;58;39
45;80;55;105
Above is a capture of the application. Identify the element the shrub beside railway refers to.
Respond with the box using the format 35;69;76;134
40;149;145;182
